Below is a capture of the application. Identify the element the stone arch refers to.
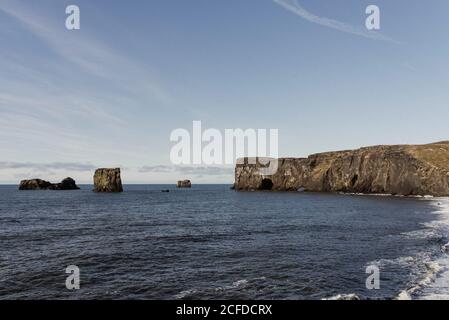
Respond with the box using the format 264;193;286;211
259;178;274;190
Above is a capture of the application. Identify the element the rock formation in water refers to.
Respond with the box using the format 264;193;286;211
49;177;80;190
234;141;449;196
177;180;192;188
19;177;80;190
93;168;123;192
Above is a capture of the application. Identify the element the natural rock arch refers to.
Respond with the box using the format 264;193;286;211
259;178;274;190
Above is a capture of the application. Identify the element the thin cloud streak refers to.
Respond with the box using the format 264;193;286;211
0;1;152;82
0;0;174;168
0;162;96;172
0;0;174;117
273;0;399;43
139;165;234;177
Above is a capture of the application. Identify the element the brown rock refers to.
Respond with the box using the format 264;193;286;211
19;177;79;190
234;141;449;196
19;179;52;190
177;180;192;188
93;168;123;192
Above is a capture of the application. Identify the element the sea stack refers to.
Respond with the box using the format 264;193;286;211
177;180;192;188
93;168;123;192
234;141;449;196
49;177;80;190
19;177;80;190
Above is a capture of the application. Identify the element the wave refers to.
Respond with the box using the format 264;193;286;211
174;289;198;299
395;261;442;300
173;277;266;299
339;192;436;198
398;198;449;300
360;198;449;300
365;253;443;300
417;256;449;300
322;294;360;300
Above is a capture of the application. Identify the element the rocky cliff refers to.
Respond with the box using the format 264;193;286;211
234;141;449;196
19;177;80;190
93;168;123;192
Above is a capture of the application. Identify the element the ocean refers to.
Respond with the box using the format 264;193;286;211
0;184;448;300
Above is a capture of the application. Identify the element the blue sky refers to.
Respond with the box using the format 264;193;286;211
1;0;449;183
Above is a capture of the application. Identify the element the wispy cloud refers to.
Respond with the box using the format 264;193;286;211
139;165;234;177
0;0;171;103
0;0;172;168
401;62;417;72
0;162;96;172
273;0;398;43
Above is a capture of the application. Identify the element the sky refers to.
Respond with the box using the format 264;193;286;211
1;0;449;184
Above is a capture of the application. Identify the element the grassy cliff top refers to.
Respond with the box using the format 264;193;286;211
238;141;449;171
405;141;449;170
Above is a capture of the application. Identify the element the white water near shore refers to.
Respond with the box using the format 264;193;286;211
414;198;449;300
334;196;449;300
387;198;449;300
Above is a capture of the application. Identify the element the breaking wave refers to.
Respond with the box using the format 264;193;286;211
395;199;449;300
174;277;267;299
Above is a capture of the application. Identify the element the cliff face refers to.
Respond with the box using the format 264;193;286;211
234;141;449;196
93;168;123;192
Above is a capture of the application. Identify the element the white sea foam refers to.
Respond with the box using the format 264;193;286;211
174;277;267;299
403;259;447;300
368;255;415;268
396;291;411;300
395;261;442;300
409;198;449;300
365;198;449;300
368;253;442;300
403;198;449;300
215;277;267;292
339;192;436;198
174;289;198;299
322;293;360;300
340;192;393;197
368;254;436;299
215;279;249;292
441;242;449;253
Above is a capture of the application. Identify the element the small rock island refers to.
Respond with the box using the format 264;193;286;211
234;141;449;196
93;168;123;192
177;180;192;188
19;177;80;190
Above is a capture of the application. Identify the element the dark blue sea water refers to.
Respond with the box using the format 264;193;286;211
0;184;448;300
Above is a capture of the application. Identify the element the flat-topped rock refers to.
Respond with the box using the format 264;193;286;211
177;180;192;188
93;168;123;192
19;177;80;190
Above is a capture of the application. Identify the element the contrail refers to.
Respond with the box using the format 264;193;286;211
273;0;399;43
